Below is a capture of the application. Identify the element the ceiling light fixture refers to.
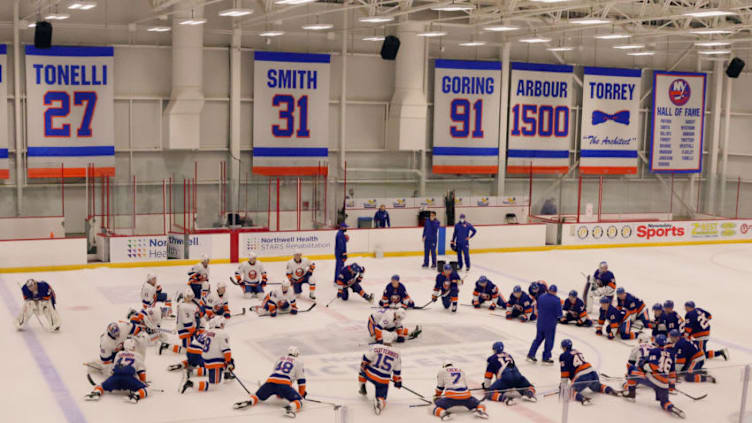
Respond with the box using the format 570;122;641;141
275;0;316;4
519;36;551;43
690;29;733;35
530;0;570;3
547;46;574;51
45;13;70;20
431;2;475;12
359;16;394;23
179;18;207;25
417;31;448;37
362;36;386;41
570;17;611;25
302;23;333;30
460;41;487;46
27;22;37;28
147;26;171;32
259;30;285;37
595;33;631;39
698;49;731;55
683;10;735;18
68;1;97;10
613;44;645;49
694;41;731;47
483;25;518;32
627;51;655;56
219;8;254;17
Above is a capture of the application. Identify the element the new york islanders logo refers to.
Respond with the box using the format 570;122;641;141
668;79;691;106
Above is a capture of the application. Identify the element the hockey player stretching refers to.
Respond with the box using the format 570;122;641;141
432;362;488;420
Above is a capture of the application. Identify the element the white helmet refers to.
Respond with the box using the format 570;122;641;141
123;338;137;352
381;332;396;345
442;360;453;369
248;252;257;262
146;273;157;284
209;316;225;329
281;280;291;290
184;288;195;300
217;281;227;291
201;254;209;265
638;332;652;344
394;309;406;322
25;278;37;288
288;345;300;357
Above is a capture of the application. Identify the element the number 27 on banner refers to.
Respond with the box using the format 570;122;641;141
44;91;97;137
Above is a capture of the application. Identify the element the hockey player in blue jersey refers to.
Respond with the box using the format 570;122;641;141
560;290;592;327
17;278;60;331
85;339;149;403
651;303;665;338
483;342;536;404
683;301;727;361
431;264;461;312
422;211;440;269
505;285;536;322
336;263;374;303
472;276;506;310
616;287;651;330
622;334;686;418
596;296;637;340
433;361;488;420
559;339;618;405
451;214;476;271
378;275;415;309
527;280;548;301
334;224;349;283
668;329;716;383
661;300;684;333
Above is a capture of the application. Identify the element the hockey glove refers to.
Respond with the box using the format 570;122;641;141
607;332;615;340
393;380;402;389
595;328;603;336
290;308;298;315
489;303;496;311
431;295;438;302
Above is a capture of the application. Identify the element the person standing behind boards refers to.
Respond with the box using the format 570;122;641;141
374;205;391;228
422;211;440;269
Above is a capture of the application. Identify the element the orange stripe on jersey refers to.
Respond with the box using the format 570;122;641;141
266;377;292;385
444;390;471;399
365;369;390;385
484;371;494;379
205;363;225;370
573;363;593;379
691;330;710;338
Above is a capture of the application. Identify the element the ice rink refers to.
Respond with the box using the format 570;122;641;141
2;243;752;423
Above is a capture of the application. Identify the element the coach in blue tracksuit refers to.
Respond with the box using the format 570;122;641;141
527;285;562;364
451;214;476;271
422;211;440;269
373;205;390;228
334;224;348;283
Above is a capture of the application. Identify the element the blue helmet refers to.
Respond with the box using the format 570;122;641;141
616;287;626;295
599;296;611;304
568;290;577;298
668;329;681;338
478;276;488;283
685;300;695;309
513;285;522;293
107;322;120;339
561;339;573;350
492;341;504;354
654;334;668;347
351;263;363;273
529;282;539;292
443;264;453;272
549;284;558;293
652;303;663;311
663;300;674;309
391;274;400;281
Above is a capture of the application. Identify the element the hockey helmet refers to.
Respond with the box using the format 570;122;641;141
123;338;137;352
654;334;668;347
599;296;611;304
616;287;626;295
652;303;663;311
684;300;695;309
668;329;681;339
281;280;291;290
381;332;396;345
184;288;195;300
663;300;675;309
638;332;652;344
492;341;504;354
568;290;578;298
248;251;258;262
561;339;573;351
394;309;406;322
209;316;225;329
442;360;453;368
107;322;120;339
288;345;300;357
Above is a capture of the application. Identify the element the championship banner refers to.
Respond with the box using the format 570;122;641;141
580;67;641;175
650;71;706;173
507;62;573;174
432;59;501;174
253;51;330;176
25;46;115;178
0;45;8;179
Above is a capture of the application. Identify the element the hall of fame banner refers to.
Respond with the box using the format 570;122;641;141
25;46;115;178
252;51;330;176
650;71;706;173
0;45;7;179
580;67;641;175
432;59;501;174
507;62;573;174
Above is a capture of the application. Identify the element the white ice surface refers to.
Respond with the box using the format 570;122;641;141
2;244;752;423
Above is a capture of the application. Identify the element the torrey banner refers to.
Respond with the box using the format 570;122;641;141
507;62;574;174
650;71;706;173
580;67;641;175
252;51;330;176
25;46;115;178
432;59;501;174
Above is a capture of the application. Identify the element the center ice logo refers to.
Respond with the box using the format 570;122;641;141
668;78;691;106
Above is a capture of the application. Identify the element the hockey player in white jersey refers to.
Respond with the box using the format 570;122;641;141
187;255;210;299
627;332;653;370
140;273;172;318
235;346;307;418
368;308;421;344
433;362;488;420
85;339;149;403
16;278;60;331
202;281;231;319
359;332;402;415
180;316;234;393
260;280;298;317
234;252;267;297
86;320;143;375
286;252;317;300
159;288;204;355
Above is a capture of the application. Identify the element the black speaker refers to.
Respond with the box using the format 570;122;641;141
726;57;745;78
380;35;400;60
34;21;52;49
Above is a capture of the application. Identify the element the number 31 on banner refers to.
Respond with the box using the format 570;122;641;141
44;91;97;137
272;94;310;138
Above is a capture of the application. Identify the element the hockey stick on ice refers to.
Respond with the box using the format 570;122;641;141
413;300;434;310
228;369;251;394
305;398;343;409
402;385;432;404
675;388;707;401
325;296;338;308
232;308;246;317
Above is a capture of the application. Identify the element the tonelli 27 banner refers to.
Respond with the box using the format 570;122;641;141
507;62;573;174
25;46;115;178
432;59;501;174
253;51;330;176
650;71;706;173
580;67;641;175
0;45;7;179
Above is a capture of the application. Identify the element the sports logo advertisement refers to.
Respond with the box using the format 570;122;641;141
563;219;751;245
650;71;707;173
25;46;115;178
580;67;641;175
432;60;501;174
507;62;574;174
252;51;330;176
239;231;334;258
0;45;7;179
109;236;168;262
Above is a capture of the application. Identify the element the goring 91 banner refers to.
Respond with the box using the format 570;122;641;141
252;51;330;176
507;62;573;174
650;71;706;173
580;67;641;175
25;46;115;178
0;45;7;179
432;59;501;174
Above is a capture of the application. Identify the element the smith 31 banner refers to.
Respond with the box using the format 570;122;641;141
25;46;115;178
507;62;573;174
650;71;706;173
0;45;7;179
432;59;501;174
253;51;330;176
580;67;641;175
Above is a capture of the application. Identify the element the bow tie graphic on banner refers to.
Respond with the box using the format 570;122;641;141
592;110;630;126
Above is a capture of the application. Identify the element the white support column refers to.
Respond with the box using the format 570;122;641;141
13;0;23;215
707;60;723;214
338;7;348;175
229;27;242;215
719;72;732;215
495;42;510;197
